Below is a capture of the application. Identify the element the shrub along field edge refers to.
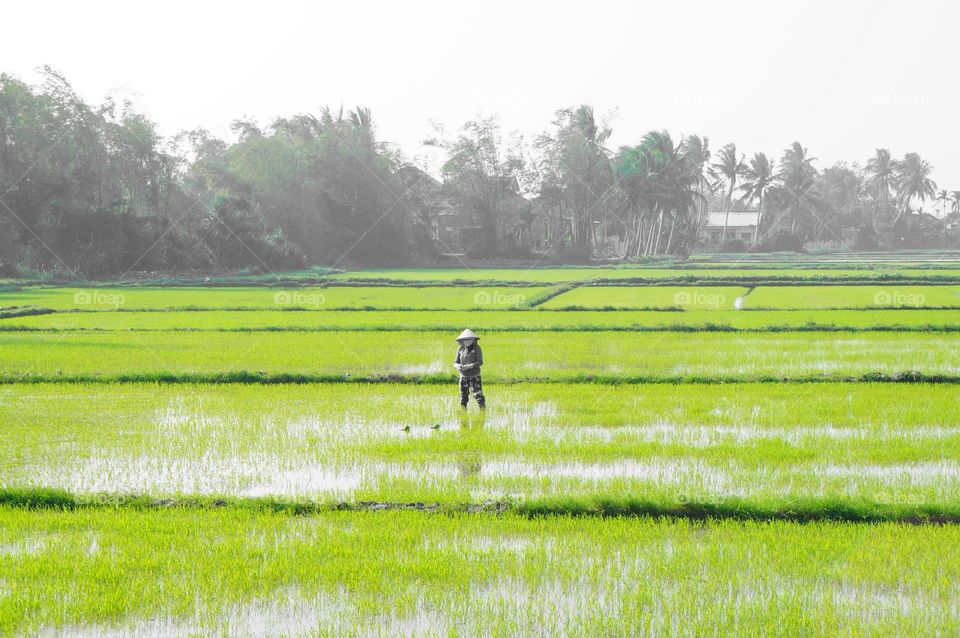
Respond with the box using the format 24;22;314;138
3;487;959;524
7;324;960;333
0;370;956;385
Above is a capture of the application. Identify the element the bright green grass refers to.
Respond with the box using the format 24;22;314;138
3;284;960;314
747;285;960;309
686;251;960;265
5;274;959;636
0;330;957;381
544;284;960;310
540;286;748;309
327;267;960;283
2;508;960;636
541;286;747;311
5;308;960;332
2;382;959;510
0;286;551;311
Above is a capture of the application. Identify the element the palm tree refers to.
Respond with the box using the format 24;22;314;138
711;143;747;242
952;191;960;214
572;105;612;148
936;189;950;216
776;142;819;235
894;152;937;216
865;148;896;204
634;130;677;255
739;152;776;246
680;135;711;230
613;130;698;256
613;144;656;256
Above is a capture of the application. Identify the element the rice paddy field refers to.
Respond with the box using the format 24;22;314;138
4;260;960;635
0;286;551;311
5;510;960;636
4;382;960;509
744;285;960;309
323;263;960;284
5;308;960;331
3;330;960;381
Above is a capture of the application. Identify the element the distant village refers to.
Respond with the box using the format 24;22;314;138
402;166;957;259
3;69;956;277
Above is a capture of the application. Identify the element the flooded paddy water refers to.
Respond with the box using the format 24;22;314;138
2;382;960;507
4;278;960;635
7;509;960;636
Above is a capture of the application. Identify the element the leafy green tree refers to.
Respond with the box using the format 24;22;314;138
0;217;16;275
815;163;870;245
205;107;408;266
535;105;614;257
428;116;526;257
0;68;186;276
2;66;957;269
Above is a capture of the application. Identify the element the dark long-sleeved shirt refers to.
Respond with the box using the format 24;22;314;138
454;344;483;378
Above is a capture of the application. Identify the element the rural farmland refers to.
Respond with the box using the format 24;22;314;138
3;259;960;635
5;2;960;632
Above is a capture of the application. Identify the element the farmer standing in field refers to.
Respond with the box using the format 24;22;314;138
454;329;486;409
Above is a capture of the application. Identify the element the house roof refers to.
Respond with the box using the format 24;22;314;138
704;211;760;228
397;164;442;187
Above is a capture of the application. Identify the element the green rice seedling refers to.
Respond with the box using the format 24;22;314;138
325;266;960;284
0;286;551;311
538;286;749;310
0;330;958;381
746;285;960;309
2;509;960;636
3;382;960;515
5;308;960;332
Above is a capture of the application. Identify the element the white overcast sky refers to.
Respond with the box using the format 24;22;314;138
3;0;957;189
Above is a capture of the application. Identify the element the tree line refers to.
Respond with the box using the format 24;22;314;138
1;69;956;277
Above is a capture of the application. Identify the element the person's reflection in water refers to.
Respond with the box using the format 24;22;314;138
456;408;485;481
